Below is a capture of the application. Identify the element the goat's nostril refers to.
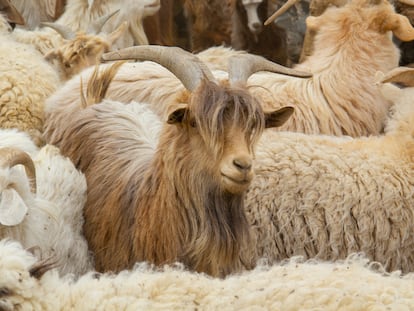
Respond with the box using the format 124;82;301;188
252;22;262;30
233;158;252;171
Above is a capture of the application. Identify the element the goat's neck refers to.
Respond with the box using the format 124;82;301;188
299;26;399;76
134;151;252;276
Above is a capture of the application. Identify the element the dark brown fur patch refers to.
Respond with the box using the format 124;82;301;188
29;257;58;279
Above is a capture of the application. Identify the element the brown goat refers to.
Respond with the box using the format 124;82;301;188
43;46;294;276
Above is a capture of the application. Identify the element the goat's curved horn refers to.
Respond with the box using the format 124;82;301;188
229;54;312;84
101;45;216;92
88;9;120;34
380;66;414;87
264;0;300;26
0;147;36;194
41;22;75;40
399;0;414;5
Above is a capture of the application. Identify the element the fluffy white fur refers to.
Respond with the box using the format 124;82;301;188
0;129;93;276
0;18;60;146
1;238;414;310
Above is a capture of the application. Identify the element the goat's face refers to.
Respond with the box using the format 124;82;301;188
242;0;264;35
45;22;127;80
167;81;293;194
45;34;111;80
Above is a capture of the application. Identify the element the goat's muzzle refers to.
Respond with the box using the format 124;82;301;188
221;155;254;194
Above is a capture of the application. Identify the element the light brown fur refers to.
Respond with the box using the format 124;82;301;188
43;62;292;276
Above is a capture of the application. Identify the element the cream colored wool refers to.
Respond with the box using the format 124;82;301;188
0;20;60;146
243;75;414;273
1;238;414;311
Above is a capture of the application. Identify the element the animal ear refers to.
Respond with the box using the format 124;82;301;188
107;21;128;46
305;16;320;31
0;188;28;226
380;13;414;42
264;106;294;128
167;106;188;124
380;67;414;87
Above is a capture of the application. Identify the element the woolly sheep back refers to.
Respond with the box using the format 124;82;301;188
0;33;60;146
2;239;414;310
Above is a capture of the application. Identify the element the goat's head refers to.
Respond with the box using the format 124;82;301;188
0;148;36;227
164;80;293;194
241;0;264;35
42;13;127;81
102;46;311;194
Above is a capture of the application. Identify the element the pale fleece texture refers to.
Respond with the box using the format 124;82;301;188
0;18;60;146
244;81;414;273
0;130;93;276
1;239;414;310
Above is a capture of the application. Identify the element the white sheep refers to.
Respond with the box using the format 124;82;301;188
1;238;414;310
0;129;93;276
0;10;60;146
243;66;414;273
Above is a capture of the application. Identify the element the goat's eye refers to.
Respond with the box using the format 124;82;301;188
190;120;197;128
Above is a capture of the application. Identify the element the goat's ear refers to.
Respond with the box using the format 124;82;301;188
264;106;294;128
0;188;28;226
167;105;188;124
306;16;320;31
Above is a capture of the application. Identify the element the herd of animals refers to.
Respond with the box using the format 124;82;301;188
2;0;414;309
